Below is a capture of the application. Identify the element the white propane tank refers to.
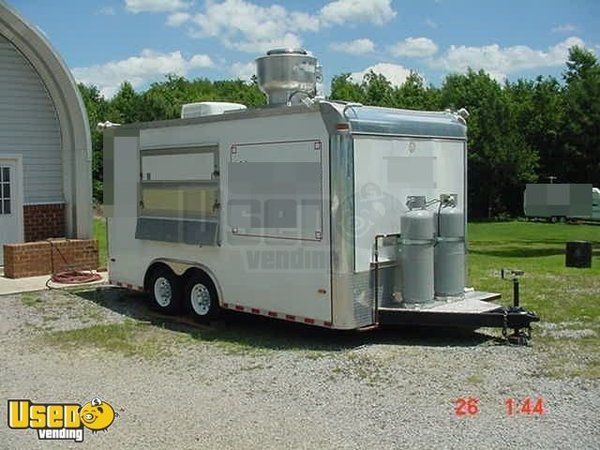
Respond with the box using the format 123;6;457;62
401;196;435;304
434;197;465;297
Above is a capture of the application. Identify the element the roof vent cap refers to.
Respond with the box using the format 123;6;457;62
256;48;322;106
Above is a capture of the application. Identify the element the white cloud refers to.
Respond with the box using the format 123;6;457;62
190;0;317;53
166;11;191;26
97;6;116;15
188;54;214;67
185;0;395;53
390;37;438;58
350;63;413;87
431;36;587;81
73;49;214;97
289;11;321;33
230;61;256;81
552;24;578;33
319;0;396;26
330;38;375;55
125;0;190;13
425;18;437;29
232;34;303;54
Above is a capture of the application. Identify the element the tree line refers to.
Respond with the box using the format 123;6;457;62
80;47;599;219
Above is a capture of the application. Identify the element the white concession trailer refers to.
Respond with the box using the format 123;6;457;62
524;183;600;222
104;49;538;338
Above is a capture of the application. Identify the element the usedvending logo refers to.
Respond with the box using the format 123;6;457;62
7;397;117;442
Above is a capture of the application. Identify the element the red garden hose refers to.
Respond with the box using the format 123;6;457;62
50;270;102;284
46;239;103;286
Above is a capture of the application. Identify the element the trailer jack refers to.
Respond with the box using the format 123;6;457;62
499;269;540;346
499;306;537;345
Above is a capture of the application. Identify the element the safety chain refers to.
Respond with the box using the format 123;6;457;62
502;308;508;339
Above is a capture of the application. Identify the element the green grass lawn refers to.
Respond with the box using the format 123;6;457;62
94;217;107;269
467;221;599;378
468;221;599;324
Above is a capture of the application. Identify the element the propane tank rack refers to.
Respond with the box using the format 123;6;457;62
372;237;540;345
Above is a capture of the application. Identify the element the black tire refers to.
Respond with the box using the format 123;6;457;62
147;266;182;314
550;216;558;223
183;271;220;322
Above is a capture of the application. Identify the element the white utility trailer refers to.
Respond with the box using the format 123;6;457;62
524;183;600;222
104;49;538;338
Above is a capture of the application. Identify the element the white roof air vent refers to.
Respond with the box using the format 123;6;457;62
181;101;246;119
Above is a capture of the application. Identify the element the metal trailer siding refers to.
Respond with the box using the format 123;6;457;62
107;102;471;330
107;110;334;325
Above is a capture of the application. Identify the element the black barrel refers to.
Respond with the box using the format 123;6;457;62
565;241;592;268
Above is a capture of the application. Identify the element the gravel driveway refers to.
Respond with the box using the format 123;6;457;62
1;288;598;449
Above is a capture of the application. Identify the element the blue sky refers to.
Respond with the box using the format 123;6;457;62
9;0;600;97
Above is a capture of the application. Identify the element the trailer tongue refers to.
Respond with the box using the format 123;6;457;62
377;294;540;345
373;259;540;344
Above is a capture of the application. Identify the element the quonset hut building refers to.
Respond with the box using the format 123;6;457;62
0;1;95;276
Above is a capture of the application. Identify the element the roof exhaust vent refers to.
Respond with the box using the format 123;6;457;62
256;48;322;106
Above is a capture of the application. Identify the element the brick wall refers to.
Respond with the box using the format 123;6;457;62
23;204;66;242
3;239;99;279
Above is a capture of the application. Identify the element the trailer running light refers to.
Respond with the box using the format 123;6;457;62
336;123;349;131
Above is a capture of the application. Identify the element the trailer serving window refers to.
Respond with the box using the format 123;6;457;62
135;145;220;245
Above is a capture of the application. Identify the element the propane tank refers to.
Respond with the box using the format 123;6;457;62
434;195;465;297
400;196;435;304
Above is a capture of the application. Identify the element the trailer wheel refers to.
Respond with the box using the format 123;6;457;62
184;272;220;322
147;266;181;314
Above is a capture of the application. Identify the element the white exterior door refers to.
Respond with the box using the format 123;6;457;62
0;158;23;263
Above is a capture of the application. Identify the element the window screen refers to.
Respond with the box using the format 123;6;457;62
141;150;215;181
141;183;219;219
136;145;220;245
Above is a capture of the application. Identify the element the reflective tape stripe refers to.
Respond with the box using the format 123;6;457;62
222;303;332;328
111;281;143;291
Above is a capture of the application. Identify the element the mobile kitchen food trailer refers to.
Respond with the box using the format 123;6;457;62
103;49;538;340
